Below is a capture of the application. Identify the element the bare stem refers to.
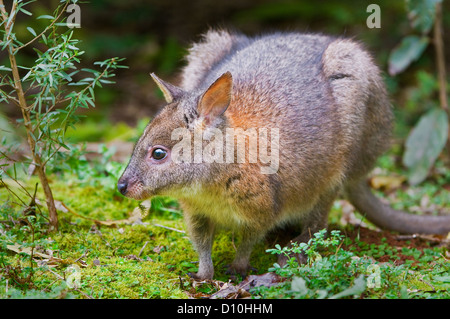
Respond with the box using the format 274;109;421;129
433;2;449;149
434;2;448;112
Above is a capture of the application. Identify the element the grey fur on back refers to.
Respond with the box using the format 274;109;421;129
182;30;392;189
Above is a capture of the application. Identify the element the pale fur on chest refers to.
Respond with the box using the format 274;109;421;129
176;183;248;229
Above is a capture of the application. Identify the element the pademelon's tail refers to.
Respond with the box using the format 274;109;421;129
346;179;450;235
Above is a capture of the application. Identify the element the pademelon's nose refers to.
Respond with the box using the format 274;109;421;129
117;180;128;195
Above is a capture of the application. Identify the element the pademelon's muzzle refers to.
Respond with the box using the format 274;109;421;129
117;174;147;199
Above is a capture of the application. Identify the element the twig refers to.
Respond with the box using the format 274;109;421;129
0;176;28;207
0;0;7;21
418;276;436;292
433;1;450;152
13;1;70;52
138;241;149;257
433;2;448;113
74;250;88;264
0;0;17;31
152;223;185;233
47;268;93;299
0;165;46;221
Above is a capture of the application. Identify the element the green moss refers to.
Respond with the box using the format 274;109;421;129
1;145;449;299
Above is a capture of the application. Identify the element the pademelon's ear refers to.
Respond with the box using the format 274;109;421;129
198;72;232;125
150;73;185;103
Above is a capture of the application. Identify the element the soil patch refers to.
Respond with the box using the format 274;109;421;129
341;225;449;265
265;223;448;266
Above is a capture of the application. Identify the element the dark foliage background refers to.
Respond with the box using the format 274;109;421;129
2;0;449;134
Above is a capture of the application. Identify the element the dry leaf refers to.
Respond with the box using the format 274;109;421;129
6;244;72;268
152;245;164;254
370;175;406;191
125;254;143;262
209;273;284;299
209;281;251;299
238;272;285;290
7;244;54;259
338;200;370;228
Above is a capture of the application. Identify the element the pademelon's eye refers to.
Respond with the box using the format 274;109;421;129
148;145;169;164
151;148;167;160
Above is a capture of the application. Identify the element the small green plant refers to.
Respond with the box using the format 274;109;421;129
0;0;126;231
263;230;372;298
268;229;343;271
259;229;449;299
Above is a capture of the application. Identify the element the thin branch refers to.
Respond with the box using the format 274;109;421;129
0;1;16;29
0;155;34;200
40;143;63;168
0;0;17;32
49;61;114;144
0;87;19;104
138;241;149;257
152;223;186;234
47;268;93;299
433;1;448;112
13;1;70;52
0;0;7;21
0;178;28;207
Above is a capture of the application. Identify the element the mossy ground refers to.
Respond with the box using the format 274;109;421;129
0;168;278;299
0;122;449;299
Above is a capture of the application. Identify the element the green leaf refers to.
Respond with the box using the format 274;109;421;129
388;35;429;76
48;73;53;87
0;65;12;72
328;275;366;299
403;108;448;185
19;7;33;16
37;15;55;20
26;27;36;37
406;0;441;34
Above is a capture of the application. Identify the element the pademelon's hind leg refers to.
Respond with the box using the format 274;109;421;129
322;38;393;182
